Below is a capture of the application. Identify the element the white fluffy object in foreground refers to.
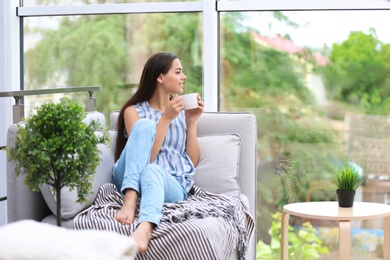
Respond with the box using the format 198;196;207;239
0;220;137;260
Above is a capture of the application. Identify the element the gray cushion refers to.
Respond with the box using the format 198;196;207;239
194;134;241;195
40;143;114;220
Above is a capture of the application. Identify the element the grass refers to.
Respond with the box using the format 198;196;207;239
332;163;365;191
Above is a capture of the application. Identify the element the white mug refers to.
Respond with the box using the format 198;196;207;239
180;93;198;110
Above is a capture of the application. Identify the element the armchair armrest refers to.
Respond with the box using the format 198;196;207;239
7;124;51;223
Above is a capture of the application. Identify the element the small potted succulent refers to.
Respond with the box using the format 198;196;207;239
332;163;365;207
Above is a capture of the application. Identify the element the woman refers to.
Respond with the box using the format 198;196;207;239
113;52;204;253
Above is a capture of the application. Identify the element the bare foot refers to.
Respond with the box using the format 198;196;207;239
115;189;138;225
131;222;154;253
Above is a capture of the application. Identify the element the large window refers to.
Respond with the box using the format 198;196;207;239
220;9;390;258
10;1;390;258
24;13;202;116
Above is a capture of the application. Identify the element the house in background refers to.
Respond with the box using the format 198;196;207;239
253;33;329;106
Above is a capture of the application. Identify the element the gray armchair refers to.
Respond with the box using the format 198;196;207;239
7;111;257;259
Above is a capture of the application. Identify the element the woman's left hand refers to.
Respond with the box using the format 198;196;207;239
185;93;204;123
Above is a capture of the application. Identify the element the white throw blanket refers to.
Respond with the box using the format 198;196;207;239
0;220;137;260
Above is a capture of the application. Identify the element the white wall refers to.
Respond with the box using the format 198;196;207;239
0;0;20;226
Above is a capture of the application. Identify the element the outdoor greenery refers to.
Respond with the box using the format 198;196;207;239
7;98;107;226
25;12;203;114
275;160;310;206
256;212;329;259
323;28;390;114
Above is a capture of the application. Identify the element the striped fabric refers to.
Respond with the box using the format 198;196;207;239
133;101;195;193
74;183;254;260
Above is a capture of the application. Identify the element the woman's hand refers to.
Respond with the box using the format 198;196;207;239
152;96;184;162
162;96;184;121
185;93;204;124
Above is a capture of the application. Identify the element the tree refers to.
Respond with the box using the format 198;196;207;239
220;13;314;110
323;28;390;113
25;12;203;115
25;15;129;114
8;98;107;226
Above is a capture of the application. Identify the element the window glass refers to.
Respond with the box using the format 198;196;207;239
23;13;202;117
22;0;197;7
220;10;390;258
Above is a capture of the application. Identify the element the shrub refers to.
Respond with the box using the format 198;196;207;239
8;97;107;226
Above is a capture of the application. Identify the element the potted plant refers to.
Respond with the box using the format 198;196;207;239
7;97;107;226
332;163;365;207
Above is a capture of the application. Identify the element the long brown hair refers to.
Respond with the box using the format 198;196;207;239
114;52;178;161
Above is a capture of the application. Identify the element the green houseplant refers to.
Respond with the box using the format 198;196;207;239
256;212;329;259
332;163;365;207
8;97;107;226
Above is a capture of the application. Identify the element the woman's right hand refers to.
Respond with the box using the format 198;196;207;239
162;96;184;121
151;96;184;162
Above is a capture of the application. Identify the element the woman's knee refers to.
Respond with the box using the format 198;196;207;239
142;164;162;176
141;164;164;182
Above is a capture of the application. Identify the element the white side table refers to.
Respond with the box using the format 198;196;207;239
281;201;390;260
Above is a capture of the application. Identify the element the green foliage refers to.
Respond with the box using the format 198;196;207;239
25;13;203;116
323;29;390;113
219;15;338;205
276;160;310;205
256;212;329;259
221;15;314;106
25;15;129;114
135;12;202;94
256;107;338;167
7;98;107;226
26;15;128;88
332;163;365;191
